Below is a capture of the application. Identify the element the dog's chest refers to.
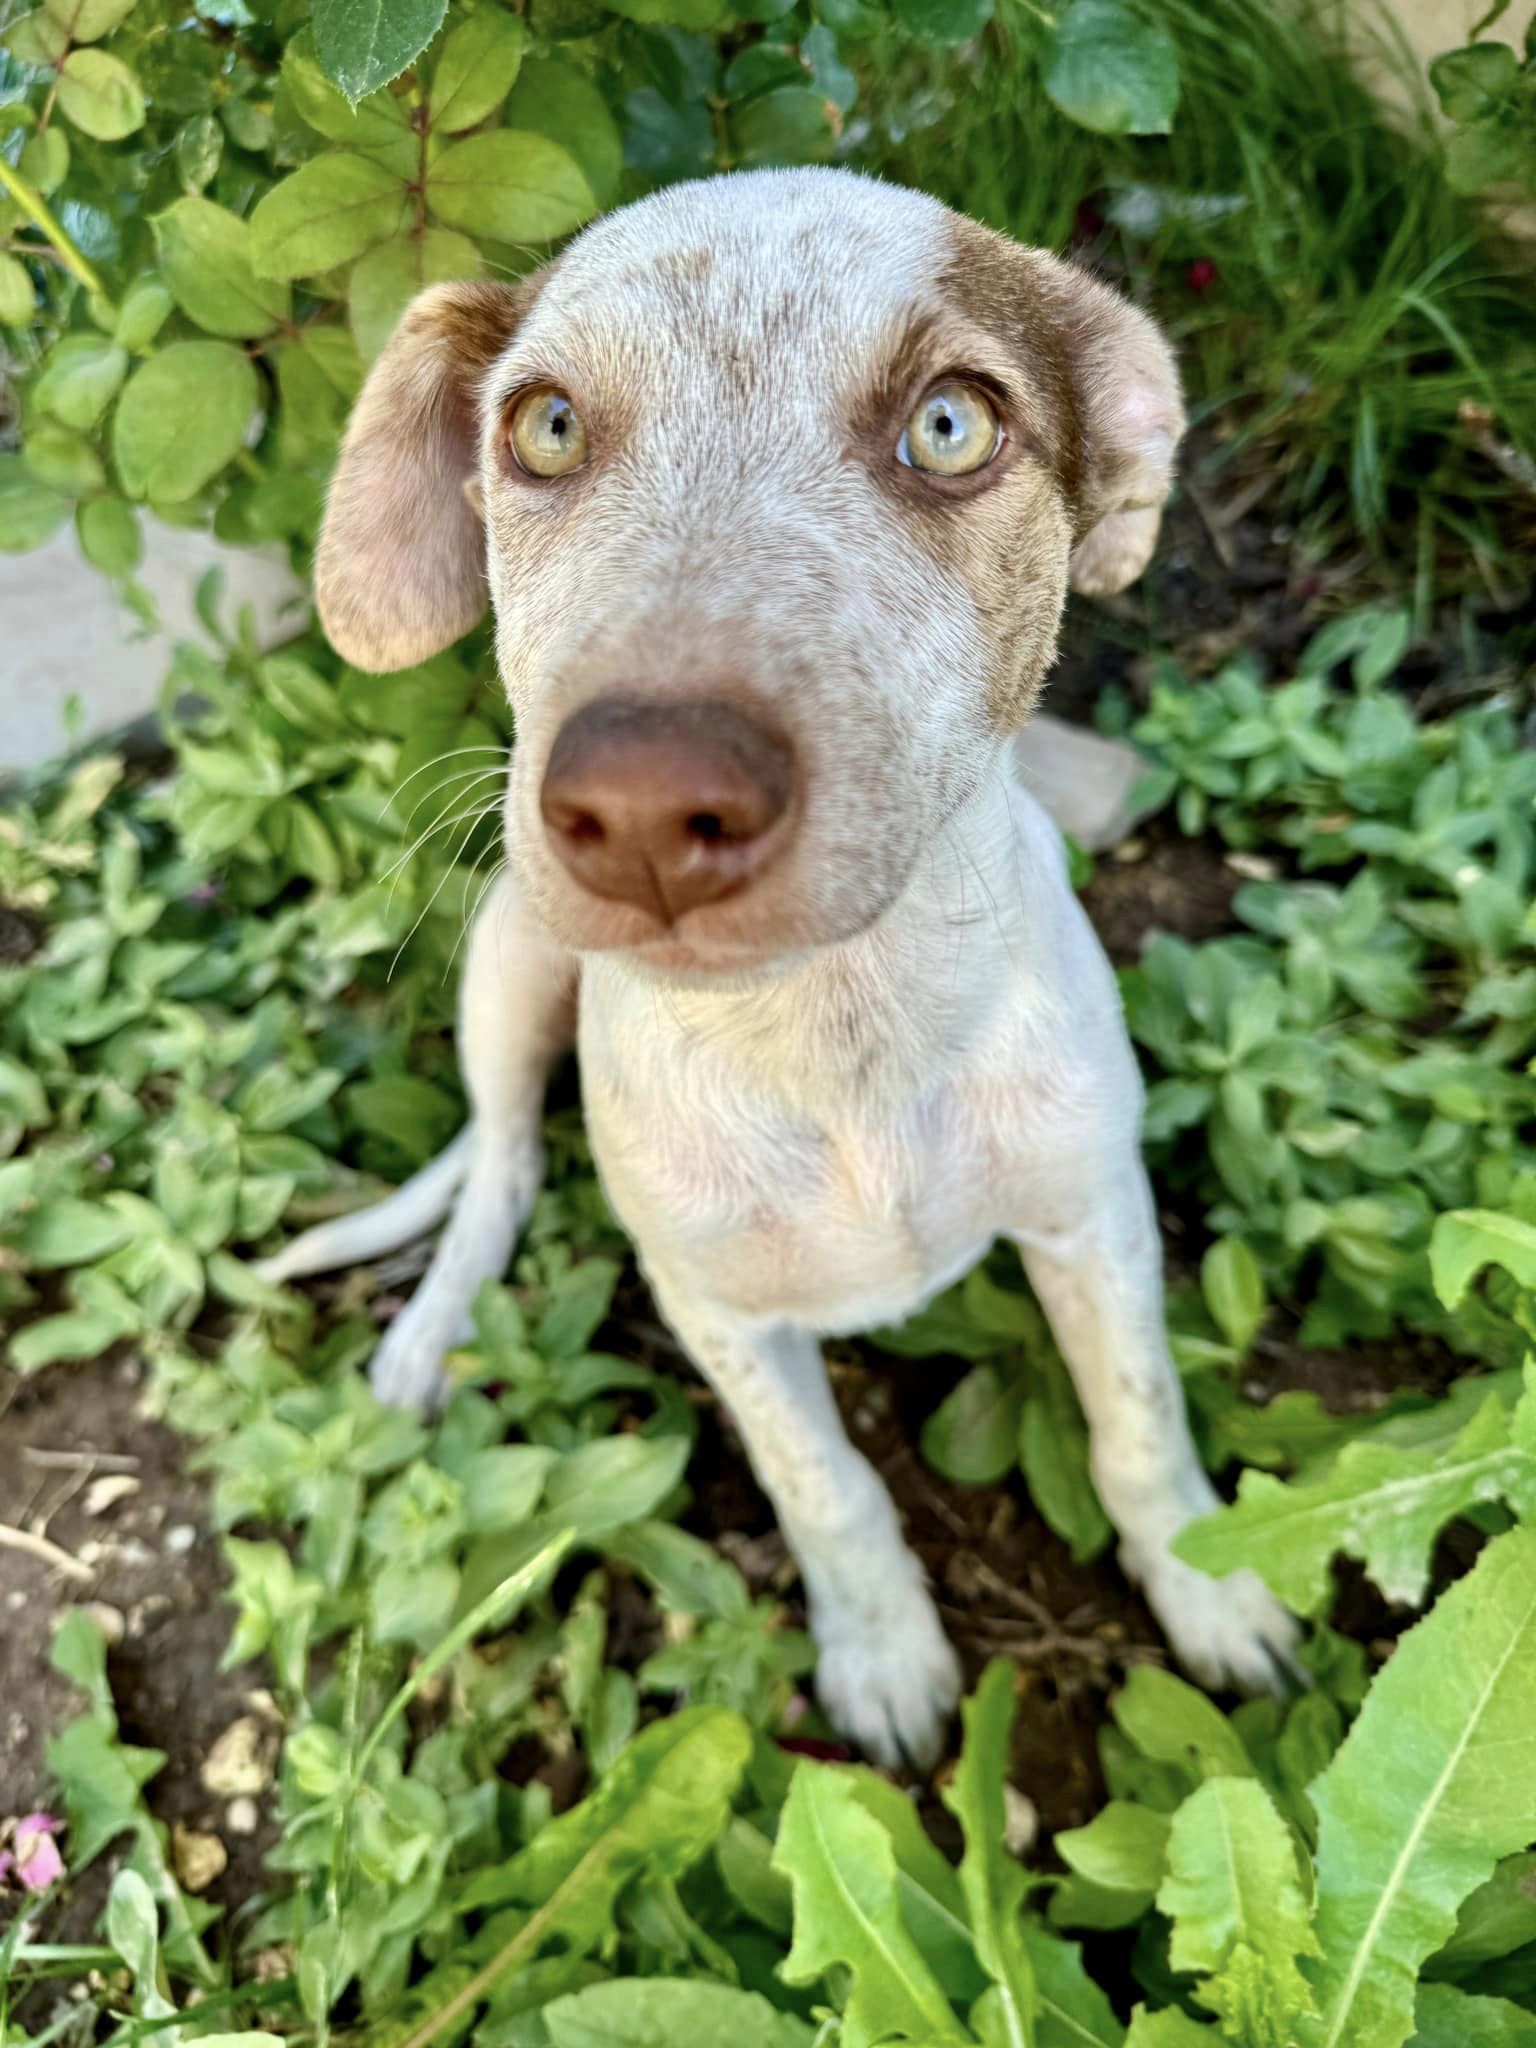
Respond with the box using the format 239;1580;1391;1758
582;1045;1000;1332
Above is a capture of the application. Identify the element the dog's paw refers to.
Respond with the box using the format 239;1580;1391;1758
1135;1547;1302;1696
812;1591;962;1772
367;1307;458;1413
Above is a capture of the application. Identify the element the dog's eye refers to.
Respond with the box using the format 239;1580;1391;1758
899;381;1001;477
510;388;588;478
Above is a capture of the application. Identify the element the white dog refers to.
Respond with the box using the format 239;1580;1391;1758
258;168;1298;1766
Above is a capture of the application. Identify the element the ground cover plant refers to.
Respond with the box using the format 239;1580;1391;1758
4;0;1536;2044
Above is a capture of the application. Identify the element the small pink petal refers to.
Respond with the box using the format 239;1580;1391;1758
17;1812;63;1837
17;1835;64;1888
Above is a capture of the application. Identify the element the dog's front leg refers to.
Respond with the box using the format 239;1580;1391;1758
1013;1162;1301;1693
261;869;575;1410
648;1273;961;1768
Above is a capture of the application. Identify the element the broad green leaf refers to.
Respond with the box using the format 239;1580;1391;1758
504;59;623;208
1024;1926;1125;2047
1428;43;1520;121
43;0;139;41
313;0;447;102
429;11;526;131
1298;1527;1536;2048
23;1194;136;1266
11;1306;132;1369
1112;1667;1256;1787
427;130;595;242
1158;1778;1319;2044
891;0;993;45
152;197;291;339
1432;1849;1536;1972
1175;1380;1536;1616
0;453;68;551
1053;1803;1171;1928
1123;2014;1214;2047
545;1979;812;2047
1043;0;1179;135
115;279;173;351
772;1764;971;2047
349;229;483;359
5;9;69;63
1201;1237;1267;1351
249;153;407;279
282;31;418;171
25;422;103;492
459;1705;750;1942
113;342;258;502
1431;1210;1536;1309
1019;1354;1111;1563
604;1520;750;1619
1409;1984;1536;2047
942;1660;1037;2048
19;127;69;197
923;1361;1025;1485
542;1434;690;1539
34;333;128;429
603;0;724;24
843;1768;987;2004
56;48;145;139
0;252;34;326
732;85;837;165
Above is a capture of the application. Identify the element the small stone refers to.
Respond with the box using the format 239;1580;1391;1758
1225;851;1279;882
164;1524;197;1555
225;1796;259;1837
171;1823;227;1894
83;1475;140;1517
5;1590;26;1613
201;1717;277;1798
1003;1785;1039;1859
79;1602;126;1646
1111;836;1148;864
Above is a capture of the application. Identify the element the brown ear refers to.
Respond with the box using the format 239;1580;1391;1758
315;280;530;673
1046;260;1185;597
948;223;1185;597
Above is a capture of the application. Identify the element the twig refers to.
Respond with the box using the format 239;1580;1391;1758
1459;400;1536;499
23;1447;140;1471
0;156;107;298
0;1521;93;1583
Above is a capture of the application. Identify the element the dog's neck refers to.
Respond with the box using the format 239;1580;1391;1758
595;753;1055;1115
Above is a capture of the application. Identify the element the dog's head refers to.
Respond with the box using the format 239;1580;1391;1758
319;169;1182;975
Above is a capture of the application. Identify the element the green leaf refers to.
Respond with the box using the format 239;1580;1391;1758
152;197;291;339
43;0;140;42
1175;1380;1536;1617
34;334;128;429
545;1980;812;2047
1428;42;1520;121
0;252;35;326
460;1705;750;1940
922;1363;1025;1485
5;9;69;64
112;342;258;502
24;422;104;493
282;31;418;171
1430;1210;1536;1309
313;0;447;103
114;278;174;352
603;0;724;24
249;153;407;280
1025;1926;1126;2047
942;1661;1038;2048
19;127;69;197
1123;2014;1214;2047
349;228;483;360
543;1434;691;1539
1297;1527;1536;2048
772;1764;971;2047
428;11;526;131
504;58;623;209
1158;1778;1319;2045
1043;0;1180;135
1201;1237;1267;1352
1409;1985;1536;2048
1112;1667;1256;1786
1055;1802;1171;1911
732;84;838;165
891;0;993;44
0;453;68;551
427;130;596;242
57;48;145;139
23;1194;136;1267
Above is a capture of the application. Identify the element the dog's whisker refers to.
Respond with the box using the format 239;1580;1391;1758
383;746;512;821
381;786;504;891
397;765;508;835
388;803;505;978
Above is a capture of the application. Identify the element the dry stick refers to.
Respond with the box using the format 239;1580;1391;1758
0;1521;93;1583
23;1447;140;1471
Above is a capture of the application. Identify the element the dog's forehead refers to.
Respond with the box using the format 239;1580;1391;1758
510;169;958;383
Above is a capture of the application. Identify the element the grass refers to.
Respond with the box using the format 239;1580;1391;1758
861;0;1536;617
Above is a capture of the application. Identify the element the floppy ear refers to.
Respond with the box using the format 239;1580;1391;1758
315;279;531;673
1046;261;1185;597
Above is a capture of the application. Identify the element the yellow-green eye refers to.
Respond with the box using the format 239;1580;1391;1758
510;387;587;477
899;380;1001;477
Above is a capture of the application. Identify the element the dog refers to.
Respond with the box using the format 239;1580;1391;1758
257;167;1299;1766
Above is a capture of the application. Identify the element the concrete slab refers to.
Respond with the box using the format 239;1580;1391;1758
2;521;305;774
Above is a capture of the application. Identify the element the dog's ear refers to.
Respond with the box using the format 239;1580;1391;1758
949;225;1185;597
1044;260;1185;597
316;280;532;673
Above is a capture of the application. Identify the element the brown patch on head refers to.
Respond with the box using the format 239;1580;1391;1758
316;271;548;672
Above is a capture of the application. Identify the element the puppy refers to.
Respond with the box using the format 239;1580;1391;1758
259;168;1298;1765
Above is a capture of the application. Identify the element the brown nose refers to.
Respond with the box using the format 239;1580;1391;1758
540;698;795;921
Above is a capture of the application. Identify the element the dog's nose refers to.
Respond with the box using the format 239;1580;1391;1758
540;698;795;921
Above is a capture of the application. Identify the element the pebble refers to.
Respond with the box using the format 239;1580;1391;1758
83;1475;140;1517
201;1716;276;1798
164;1524;198;1555
171;1823;228;1893
225;1796;260;1836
